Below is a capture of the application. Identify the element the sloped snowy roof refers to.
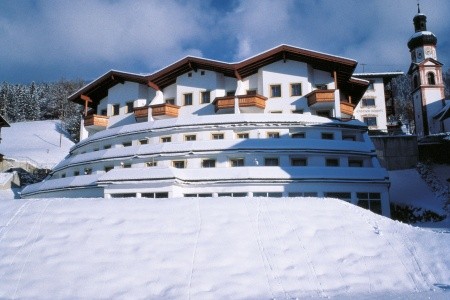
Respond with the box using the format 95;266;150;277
21;174;101;194
73;114;367;151
98;166;388;183
56;138;374;172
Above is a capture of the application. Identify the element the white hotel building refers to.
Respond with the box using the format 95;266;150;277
22;45;391;216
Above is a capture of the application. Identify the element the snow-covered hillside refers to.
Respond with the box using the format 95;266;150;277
0;120;74;169
0;197;448;299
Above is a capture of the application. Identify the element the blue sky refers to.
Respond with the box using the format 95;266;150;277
1;0;449;83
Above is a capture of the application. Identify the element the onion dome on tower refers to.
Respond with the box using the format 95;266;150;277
407;4;437;52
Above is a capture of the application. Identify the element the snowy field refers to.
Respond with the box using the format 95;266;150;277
0;120;74;169
0;196;449;299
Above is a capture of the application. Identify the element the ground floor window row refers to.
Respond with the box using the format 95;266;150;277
107;191;382;214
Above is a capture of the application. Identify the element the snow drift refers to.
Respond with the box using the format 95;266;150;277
0;196;449;299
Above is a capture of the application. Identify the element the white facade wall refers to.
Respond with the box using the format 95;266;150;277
354;78;388;131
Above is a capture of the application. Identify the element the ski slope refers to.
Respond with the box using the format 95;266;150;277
0;197;448;299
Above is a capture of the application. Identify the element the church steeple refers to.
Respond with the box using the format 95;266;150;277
407;5;437;61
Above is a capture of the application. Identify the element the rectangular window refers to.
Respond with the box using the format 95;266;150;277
264;158;279;166
361;98;375;107
173;161;185;168
61;173;66;178
237;133;249;139
321;133;334;140
343;135;356;141
267;132;280;138
112;104;120;116
104;166;114;172
291;83;302;96
357;192;382;214
139;139;148;145
161;136;171;143
146;161;157;167
291;158;307;166
326;158;340;167
268;192;283;198
74;171;80;176
291;132;305;138
367;81;375;90
126;101;134;113
165;98;175;105
246;90;257;95
184;93;193;106
212;133;224;140
270;111;282;114
226;90;235;96
349;160;363;167
122;142;132;147
101;109;107;116
111;193;136;198
270;84;281;97
202;159;216;168
104;145;111;149
155;192;169;198
185;134;196;141
316;84;328;90
292;109;304;114
325;192;351;201
122;163;131;168
201;91;210;104
230;158;244;167
363;117;377;127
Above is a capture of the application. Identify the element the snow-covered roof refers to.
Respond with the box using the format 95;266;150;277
55;138;374;172
98;166;389;183
73;114;367;151
353;72;404;78
21;173;101;194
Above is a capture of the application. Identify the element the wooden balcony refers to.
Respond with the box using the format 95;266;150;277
238;94;267;113
133;106;149;122
213;96;235;113
150;103;180;119
340;101;355;117
84;114;109;130
306;89;335;107
214;94;267;113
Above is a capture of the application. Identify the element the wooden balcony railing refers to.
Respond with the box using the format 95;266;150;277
306;89;335;107
214;94;267;113
238;94;267;110
151;103;180;119
340;101;355;116
213;96;235;112
84;114;109;128
134;106;149;119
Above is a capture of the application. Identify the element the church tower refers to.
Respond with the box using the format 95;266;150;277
407;4;446;136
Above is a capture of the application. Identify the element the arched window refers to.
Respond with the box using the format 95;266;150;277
427;72;436;85
413;75;419;89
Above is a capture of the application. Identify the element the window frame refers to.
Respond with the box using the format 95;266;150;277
290;83;302;96
230;158;244;167
212;133;224;140
202;159;216;168
270;84;282;98
267;132;280;139
361;98;376;107
112;104;120;116
264;157;279;166
200;91;211;104
237;132;249;139
172;160;186;169
126;101;134;113
184;134;196;141
160;136;171;143
325;158;340;167
184;93;193;106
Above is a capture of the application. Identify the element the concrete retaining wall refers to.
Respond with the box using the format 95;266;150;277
371;136;418;170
